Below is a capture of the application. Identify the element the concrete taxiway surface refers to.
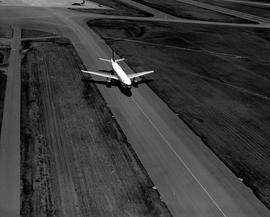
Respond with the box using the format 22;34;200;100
0;0;270;216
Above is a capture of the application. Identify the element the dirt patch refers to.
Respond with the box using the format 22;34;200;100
88;19;270;209
70;0;152;17
20;38;172;216
131;0;256;23
0;71;7;134
22;29;57;38
195;0;270;19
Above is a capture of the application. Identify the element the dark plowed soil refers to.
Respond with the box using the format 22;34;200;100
70;0;152;17
196;0;270;19
20;37;172;217
88;19;270;209
22;29;57;38
0;46;10;134
0;48;11;65
131;0;256;23
244;0;270;3
0;71;7;134
0;25;13;38
0;52;3;64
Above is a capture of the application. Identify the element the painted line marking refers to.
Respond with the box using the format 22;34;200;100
131;97;227;217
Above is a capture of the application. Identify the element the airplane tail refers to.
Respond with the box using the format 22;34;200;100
112;50;125;62
99;50;125;63
112;50;115;61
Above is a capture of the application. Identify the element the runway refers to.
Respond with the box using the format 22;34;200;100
0;0;270;216
0;27;21;217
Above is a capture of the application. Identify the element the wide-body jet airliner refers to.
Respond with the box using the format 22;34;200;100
81;53;154;89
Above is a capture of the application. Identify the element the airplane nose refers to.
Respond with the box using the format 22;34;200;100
125;80;132;89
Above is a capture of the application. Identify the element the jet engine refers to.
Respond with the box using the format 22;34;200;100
133;78;138;87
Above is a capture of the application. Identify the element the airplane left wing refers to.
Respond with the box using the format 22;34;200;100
81;70;118;80
127;70;154;79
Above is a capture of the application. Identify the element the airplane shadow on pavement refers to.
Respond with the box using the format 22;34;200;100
81;76;153;97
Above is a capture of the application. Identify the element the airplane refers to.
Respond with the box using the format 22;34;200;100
81;52;154;89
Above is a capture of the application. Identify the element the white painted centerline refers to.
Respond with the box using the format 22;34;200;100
131;96;227;217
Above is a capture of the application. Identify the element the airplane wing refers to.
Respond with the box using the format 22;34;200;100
127;70;154;79
98;58;111;63
115;58;125;63
81;70;118;80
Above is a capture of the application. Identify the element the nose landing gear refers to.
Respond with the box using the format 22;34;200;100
106;78;112;87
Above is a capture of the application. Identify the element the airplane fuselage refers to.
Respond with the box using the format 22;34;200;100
111;59;132;88
81;55;154;89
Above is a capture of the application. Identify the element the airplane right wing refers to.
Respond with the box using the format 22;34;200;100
127;70;154;79
115;58;125;63
81;70;118;80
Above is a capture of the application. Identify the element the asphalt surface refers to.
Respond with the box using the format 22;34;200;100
0;27;21;217
0;0;270;216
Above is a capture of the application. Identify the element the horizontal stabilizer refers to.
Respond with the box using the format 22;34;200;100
98;58;111;63
115;58;125;63
128;70;154;79
81;70;118;80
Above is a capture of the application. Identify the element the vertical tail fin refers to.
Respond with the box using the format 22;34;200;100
112;50;115;61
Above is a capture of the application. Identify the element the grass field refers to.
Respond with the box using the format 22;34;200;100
20;37;171;217
70;0;152;17
195;0;270;19
88;19;270;209
131;0;256;23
